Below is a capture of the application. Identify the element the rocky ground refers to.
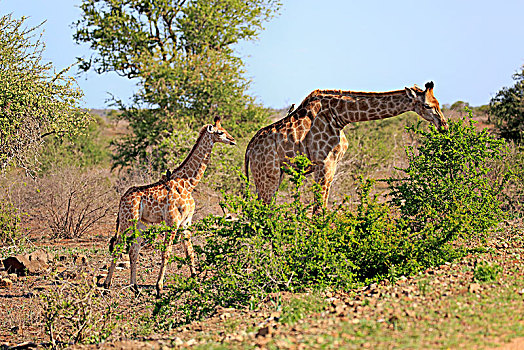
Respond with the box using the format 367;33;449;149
1;222;523;349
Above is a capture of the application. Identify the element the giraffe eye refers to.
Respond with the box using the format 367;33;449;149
423;104;432;110
217;131;224;136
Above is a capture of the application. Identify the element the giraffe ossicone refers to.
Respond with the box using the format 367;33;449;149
103;116;236;295
245;82;447;207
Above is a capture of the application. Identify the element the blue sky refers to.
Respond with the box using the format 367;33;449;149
2;0;524;109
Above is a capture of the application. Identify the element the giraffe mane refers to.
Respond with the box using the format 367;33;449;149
290;88;413;116
170;124;210;176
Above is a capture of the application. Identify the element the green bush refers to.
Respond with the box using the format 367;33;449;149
473;261;502;282
151;160;458;327
388;109;510;244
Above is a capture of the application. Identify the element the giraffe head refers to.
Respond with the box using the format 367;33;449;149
405;81;448;131
206;116;236;145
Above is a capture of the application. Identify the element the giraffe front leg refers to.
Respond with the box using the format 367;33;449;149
313;162;336;211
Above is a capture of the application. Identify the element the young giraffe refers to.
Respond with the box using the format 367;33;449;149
245;81;448;206
103;117;236;295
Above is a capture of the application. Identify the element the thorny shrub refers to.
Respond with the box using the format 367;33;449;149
40;274;117;346
28;166;117;239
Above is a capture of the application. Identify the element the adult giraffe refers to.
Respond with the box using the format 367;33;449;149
103;117;236;295
245;81;448;206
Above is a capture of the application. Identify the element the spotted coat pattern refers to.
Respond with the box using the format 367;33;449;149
245;82;447;206
103;118;236;294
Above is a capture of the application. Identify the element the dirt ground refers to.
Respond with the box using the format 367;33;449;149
1;220;523;349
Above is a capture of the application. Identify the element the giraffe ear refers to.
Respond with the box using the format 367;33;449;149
207;125;214;133
405;87;418;101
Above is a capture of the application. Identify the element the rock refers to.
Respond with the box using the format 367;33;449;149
2;255;47;276
185;339;197;346
219;312;232;320
256;325;272;338
0;278;13;289
469;283;481;293
27;249;53;265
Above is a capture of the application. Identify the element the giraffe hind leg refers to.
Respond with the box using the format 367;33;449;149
182;228;196;276
128;221;147;292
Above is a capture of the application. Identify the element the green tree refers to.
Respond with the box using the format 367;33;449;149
73;0;280;171
0;14;90;173
489;66;524;142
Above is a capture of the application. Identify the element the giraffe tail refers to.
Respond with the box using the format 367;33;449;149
244;148;250;183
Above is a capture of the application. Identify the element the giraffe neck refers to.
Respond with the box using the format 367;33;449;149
170;127;214;192
318;89;413;127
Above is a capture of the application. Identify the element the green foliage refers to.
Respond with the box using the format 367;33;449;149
38;116;111;172
74;0;280;171
388;110;510;243
112;220;173;258
0;14;90;173
0;200;23;245
449;101;470;110
473;261;502;282
489;66;524;142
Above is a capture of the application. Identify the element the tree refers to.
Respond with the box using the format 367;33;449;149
73;0;281;171
489;66;524;142
0;14;91;173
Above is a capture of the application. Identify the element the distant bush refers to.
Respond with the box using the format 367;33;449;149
489;66;524;142
0;199;23;245
39;116;111;173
